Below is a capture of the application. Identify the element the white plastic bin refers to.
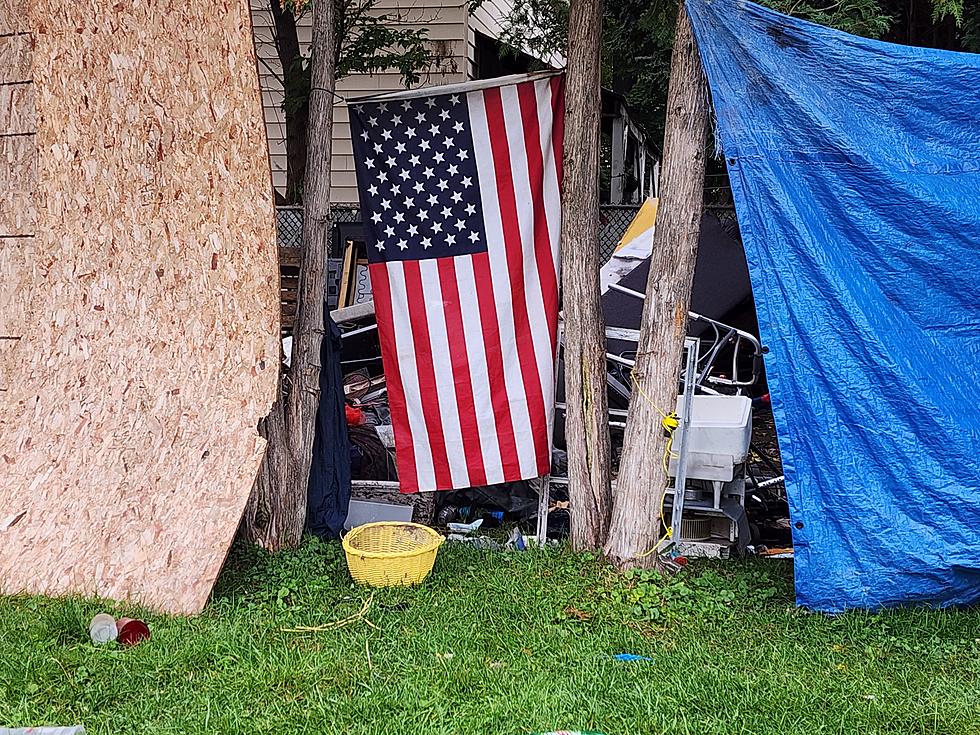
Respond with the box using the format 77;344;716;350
673;394;752;463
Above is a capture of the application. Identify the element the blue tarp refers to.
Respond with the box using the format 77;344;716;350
687;0;980;611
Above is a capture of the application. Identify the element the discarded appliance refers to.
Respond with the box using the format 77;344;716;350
666;394;753;559
549;310;765;557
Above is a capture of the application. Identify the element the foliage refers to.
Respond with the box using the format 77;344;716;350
281;0;438;119
497;0;569;68
929;0;965;24
964;6;980;51
270;0;443;202
502;0;974;143
610;564;782;623
334;0;434;85
2;542;980;733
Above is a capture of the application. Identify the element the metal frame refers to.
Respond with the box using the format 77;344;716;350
536;322;564;544
688;312;763;391
541;332;701;554
606;282;762;391
668;338;699;548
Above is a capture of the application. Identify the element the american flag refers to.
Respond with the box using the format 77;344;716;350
349;72;565;493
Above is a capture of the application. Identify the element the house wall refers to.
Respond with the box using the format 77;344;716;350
251;0;485;204
250;1;302;198
466;0;510;76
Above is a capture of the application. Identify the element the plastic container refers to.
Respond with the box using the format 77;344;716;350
674;394;753;461
116;618;151;646
342;522;444;587
88;613;118;644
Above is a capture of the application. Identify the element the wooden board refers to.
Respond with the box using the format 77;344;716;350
0;0;279;614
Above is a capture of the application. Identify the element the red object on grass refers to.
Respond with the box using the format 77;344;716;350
116;618;151;646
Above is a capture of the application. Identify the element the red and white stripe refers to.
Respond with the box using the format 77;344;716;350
370;74;565;493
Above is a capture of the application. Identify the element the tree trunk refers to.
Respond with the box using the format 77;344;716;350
560;0;613;551
603;4;709;568
243;399;291;550
270;0;309;204
245;0;336;550
282;0;337;547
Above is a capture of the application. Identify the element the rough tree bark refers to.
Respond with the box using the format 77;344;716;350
244;0;337;550
560;0;613;551
284;0;337;543
603;5;709;568
243;401;291;550
269;0;309;204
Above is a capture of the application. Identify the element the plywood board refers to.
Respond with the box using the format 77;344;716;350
0;0;27;34
0;84;34;134
0;135;36;237
0;0;279;614
0;33;32;84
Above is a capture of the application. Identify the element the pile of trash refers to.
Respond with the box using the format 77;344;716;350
315;211;789;553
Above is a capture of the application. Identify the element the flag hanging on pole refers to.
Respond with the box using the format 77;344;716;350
349;72;565;493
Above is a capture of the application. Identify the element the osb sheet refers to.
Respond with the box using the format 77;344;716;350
0;33;32;83
0;0;279;614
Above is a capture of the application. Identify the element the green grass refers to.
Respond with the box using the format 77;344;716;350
1;540;978;734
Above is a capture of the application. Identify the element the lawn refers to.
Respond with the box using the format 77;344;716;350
1;540;978;734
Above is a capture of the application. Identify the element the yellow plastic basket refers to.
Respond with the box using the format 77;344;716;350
342;522;445;587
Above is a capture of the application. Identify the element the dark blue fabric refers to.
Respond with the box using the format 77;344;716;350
687;0;980;611
306;312;351;539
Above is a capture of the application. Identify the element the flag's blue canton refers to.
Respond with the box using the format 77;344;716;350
350;92;488;264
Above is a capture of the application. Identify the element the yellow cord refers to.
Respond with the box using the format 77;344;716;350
633;402;681;559
630;371;672;420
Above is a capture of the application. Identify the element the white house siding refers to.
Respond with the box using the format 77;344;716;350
467;0;508;76
251;0;482;204
250;1;305;197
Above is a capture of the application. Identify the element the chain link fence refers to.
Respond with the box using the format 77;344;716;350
598;205;641;262
706;204;741;243
276;204;642;259
275;205;362;250
275;203;740;334
275;206;303;248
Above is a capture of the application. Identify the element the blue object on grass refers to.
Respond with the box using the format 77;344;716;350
613;653;654;662
686;0;980;611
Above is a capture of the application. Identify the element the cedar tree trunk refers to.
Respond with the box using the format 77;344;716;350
270;0;309;204
603;5;709;568
244;0;337;550
560;0;613;551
